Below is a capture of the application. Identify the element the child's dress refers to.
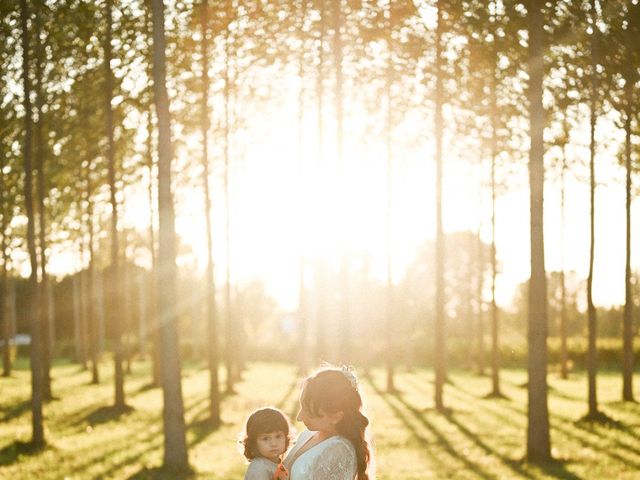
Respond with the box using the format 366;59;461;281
244;457;289;480
282;430;357;480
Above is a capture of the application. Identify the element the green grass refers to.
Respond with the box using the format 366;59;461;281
1;359;639;479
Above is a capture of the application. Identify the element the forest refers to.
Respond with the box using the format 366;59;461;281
1;0;639;478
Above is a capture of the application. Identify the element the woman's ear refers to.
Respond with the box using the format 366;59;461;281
327;410;344;425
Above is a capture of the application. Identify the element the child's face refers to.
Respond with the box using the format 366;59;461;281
255;430;287;462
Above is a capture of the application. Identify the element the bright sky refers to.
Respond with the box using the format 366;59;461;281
106;103;635;313
37;73;635;315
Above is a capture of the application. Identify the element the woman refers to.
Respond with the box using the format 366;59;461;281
283;366;372;479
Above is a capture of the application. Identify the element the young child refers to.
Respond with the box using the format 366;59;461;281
241;407;291;480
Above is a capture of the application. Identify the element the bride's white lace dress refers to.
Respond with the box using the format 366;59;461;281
282;429;357;480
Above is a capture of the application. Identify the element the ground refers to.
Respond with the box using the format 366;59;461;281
0;359;639;479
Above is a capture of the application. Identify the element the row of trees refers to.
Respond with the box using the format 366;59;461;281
1;0;638;470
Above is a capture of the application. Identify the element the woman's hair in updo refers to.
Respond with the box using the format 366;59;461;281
301;367;370;480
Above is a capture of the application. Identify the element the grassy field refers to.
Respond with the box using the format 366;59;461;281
0;359;639;479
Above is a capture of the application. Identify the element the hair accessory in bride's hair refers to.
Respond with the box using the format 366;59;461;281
340;365;358;389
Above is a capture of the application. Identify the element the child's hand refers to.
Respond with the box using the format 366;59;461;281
272;463;289;480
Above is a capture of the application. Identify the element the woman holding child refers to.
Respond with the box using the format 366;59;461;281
241;365;372;480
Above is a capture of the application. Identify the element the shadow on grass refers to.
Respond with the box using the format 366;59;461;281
86;404;135;426
365;375;497;480
134;381;161;394
187;416;229;447
530;458;583;480
68;422;163;475
576;411;622;428
401;373;597;479
1;399;31;422
449;381;640;471
127;465;194;480
0;440;47;467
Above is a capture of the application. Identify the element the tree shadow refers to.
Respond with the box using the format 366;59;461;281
483;391;510;401
394;391;529;479
424;378;593;479
134;381;160;393
366;375;497;480
1;399;31;422
187;410;229;447
576;411;623;428
85;404;134;426
68;423;163;475
0;440;47;467
126;465;194;480
452;381;640;471
534;458;584;480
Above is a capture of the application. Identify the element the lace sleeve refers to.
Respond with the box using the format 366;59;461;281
311;439;357;480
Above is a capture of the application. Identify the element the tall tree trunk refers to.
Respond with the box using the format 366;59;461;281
385;0;395;393
144;0;162;389
297;0;308;376
151;0;189;470
85;163;100;385
489;61;501;397
200;0;221;427
526;0;551;461
559;119;568;380
79;259;89;370
1;142;10;377
97;269;106;354
314;0;326;365
137;272;146;358
73;271;82;362
20;0;45;447
622;79;634;402
105;0;126;409
434;0;446;413
33;4;52;401
586;0;598;418
476;223;485;376
223;0;236;393
333;0;350;364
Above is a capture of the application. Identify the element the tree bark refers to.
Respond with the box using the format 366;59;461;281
297;0;308;376
622;77;634;402
20;0;45;447
476;225;485;376
105;0;125;409
333;0;350;364
526;0;551;461
1;135;10;377
489;58;500;397
314;0;326;365
559;117;569;380
385;0;396;393
200;0;221;427
33;3;52;401
151;0;189;469
85;163;100;385
586;0;598;418
434;0;446;412
223;0;236;392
